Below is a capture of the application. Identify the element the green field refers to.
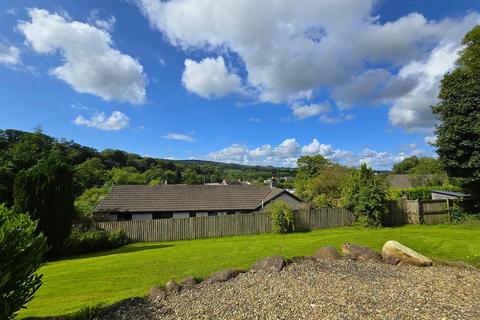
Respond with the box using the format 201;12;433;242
20;223;480;319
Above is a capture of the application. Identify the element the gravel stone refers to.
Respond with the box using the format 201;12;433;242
101;259;480;319
251;255;285;272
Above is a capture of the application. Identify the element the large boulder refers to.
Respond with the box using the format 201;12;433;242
179;276;197;288
342;243;382;262
149;286;166;302
165;280;181;294
251;256;285;272
382;240;433;267
203;269;240;284
315;246;341;260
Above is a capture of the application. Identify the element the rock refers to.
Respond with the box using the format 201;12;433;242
179;276;197;288
149;286;166;302
203;269;240;284
382;253;401;266
288;256;316;264
342;243;382;262
165;280;181;294
382;240;433;267
251;256;285;272
315;246;341;260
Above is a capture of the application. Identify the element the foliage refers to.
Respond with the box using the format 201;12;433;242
448;202;469;224
13;154;74;254
342;163;387;227
387;185;462;201
266;200;295;234
181;168;204;185
294;156;349;208
61;229;129;257
18;224;480;318
295;155;332;180
74;158;107;193
392;156;445;175
110;167;146;185
74;186;110;221
0;204;47;319
432;26;480;206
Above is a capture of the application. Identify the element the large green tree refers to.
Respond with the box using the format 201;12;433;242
13;154;74;254
432;26;480;204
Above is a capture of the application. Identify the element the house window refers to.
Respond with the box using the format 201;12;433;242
189;212;196;218
152;212;173;219
208;212;217;216
117;212;132;221
226;211;236;215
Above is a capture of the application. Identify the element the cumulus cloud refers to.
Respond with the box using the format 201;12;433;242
19;8;146;104
204;137;426;170
182;56;242;98
388;43;461;133
135;0;478;132
0;43;21;67
291;102;330;119
88;9;116;32
73;111;130;130
162;133;195;142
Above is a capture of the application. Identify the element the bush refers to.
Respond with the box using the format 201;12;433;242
267;200;295;234
343;164;387;227
0;204;47;319
60;229;129;257
387;185;462;200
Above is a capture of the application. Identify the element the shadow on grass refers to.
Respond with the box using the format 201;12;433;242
49;243;174;263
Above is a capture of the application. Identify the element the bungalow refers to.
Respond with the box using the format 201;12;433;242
94;184;303;221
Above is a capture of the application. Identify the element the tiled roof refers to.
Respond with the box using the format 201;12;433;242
95;185;295;213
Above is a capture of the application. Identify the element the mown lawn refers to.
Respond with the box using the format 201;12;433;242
20;222;480;319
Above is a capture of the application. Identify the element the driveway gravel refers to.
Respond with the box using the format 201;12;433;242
100;259;480;320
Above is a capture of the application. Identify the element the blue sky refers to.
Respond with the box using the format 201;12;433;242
1;0;479;169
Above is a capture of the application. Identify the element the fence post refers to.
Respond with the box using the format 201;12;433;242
417;199;424;224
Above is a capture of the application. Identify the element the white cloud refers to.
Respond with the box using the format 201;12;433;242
182;56;241;98
203;137;427;169
73;111;130;130
88;9;116;32
319;113;354;124
424;135;437;145
388;43;461;132
19;8;146;104
248;117;261;123
0;43;21;67
301;139;333;156
162;133;195;142
135;0;478;129
291;103;330;119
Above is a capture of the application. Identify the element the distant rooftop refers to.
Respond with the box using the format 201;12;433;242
431;190;470;197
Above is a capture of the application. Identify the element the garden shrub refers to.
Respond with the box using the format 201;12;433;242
388;185;462;200
0;204;47;319
343;163;387;227
60;229;129;257
267;200;295;234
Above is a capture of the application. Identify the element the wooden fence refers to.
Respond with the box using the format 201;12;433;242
93;208;355;242
383;199;450;226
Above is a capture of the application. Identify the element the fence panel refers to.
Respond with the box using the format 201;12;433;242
93;208;353;242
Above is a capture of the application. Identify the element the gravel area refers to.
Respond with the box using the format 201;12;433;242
100;259;480;320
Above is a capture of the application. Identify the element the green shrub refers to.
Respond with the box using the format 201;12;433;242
267;200;295;234
388;185;462;200
0;204;47;319
342;163;387;227
61;229;129;257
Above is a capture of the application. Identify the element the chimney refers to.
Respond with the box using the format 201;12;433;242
164;180;168;185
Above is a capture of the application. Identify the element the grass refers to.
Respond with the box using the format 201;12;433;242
19;222;480;319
